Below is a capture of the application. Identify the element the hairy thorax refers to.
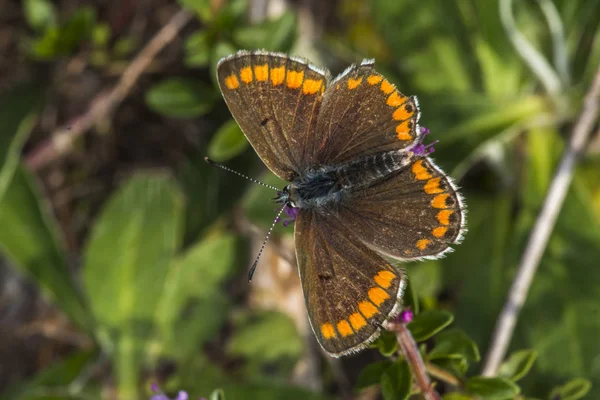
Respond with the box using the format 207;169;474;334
286;150;415;209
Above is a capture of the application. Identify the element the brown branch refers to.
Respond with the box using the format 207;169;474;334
25;9;193;171
482;63;600;376
388;322;441;400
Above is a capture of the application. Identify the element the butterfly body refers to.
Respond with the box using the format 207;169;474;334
216;50;466;357
282;149;416;210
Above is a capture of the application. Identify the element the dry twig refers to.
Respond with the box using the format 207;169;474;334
25;9;193;171
482;63;600;376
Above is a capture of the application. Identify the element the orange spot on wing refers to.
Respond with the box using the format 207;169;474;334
424;177;443;194
393;105;414;121
433;226;448;238
321;323;336;339
302;79;322;95
416;239;431;250
254;64;268;81
337;320;354;337
224;74;239;89
367;75;383;85
432;194;450;209
412;160;432;180
286;70;304;89
396;120;413;141
348;77;363;89
374;270;396;289
387;92;406;107
240;67;253;84
271;66;285;86
380;80;395;94
349;313;367;330
437;210;454;225
368;287;390;306
359;301;378;318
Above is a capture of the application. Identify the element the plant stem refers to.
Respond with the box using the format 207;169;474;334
482;63;600;376
389;322;441;400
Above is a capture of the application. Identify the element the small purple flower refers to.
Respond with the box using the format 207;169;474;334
399;309;413;324
281;204;299;227
151;384;189;400
410;126;437;156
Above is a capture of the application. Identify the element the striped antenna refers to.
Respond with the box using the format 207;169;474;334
204;157;280;191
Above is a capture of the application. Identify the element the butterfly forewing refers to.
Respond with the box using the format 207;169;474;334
333;156;466;260
217;51;329;181
295;209;406;356
309;61;421;166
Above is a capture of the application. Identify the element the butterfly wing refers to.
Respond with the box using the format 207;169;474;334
217;50;330;181
308;60;421;166
294;208;407;357
333;156;466;260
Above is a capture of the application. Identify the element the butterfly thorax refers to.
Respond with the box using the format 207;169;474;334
283;150;415;210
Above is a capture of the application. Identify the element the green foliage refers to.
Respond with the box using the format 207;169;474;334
465;377;520;400
380;360;411;400
23;0;56;31
145;78;218;118
0;166;90;330
228;311;303;367
498;350;537;382
28;6;96;60
427;328;480;362
408;310;454;341
208;120;249;162
549;378;592;400
0;84;41;204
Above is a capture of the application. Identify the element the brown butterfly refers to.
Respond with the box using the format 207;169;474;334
216;50;466;357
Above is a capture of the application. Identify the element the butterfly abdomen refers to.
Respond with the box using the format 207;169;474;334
290;150;413;209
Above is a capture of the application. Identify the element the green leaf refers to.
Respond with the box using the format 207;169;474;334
0;83;41;204
185;30;212;67
443;393;473;400
92;23;111;47
373;330;398;357
380;360;411;400
30;6;96;59
0;166;90;330
549;378;592;400
146;78;217;118
209;389;226;400
408;310;453;341
428;328;480;362
154;234;239;360
82;173;184;397
355;360;393;390
498;349;537;381
1;350;96;400
178;0;213;23
465;377;520;400
207;119;249;162
233;12;296;52
241;170;287;229
228;311;302;363
23;0;56;31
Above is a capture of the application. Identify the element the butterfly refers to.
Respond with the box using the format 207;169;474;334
216;50;466;357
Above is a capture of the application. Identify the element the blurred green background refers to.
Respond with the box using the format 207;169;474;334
1;0;599;399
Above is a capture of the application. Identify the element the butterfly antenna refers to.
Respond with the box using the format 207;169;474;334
248;202;288;282
204;157;280;192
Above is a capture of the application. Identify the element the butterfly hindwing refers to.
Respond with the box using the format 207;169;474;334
309;61;421;166
294;209;407;356
217;50;329;181
333;156;466;260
